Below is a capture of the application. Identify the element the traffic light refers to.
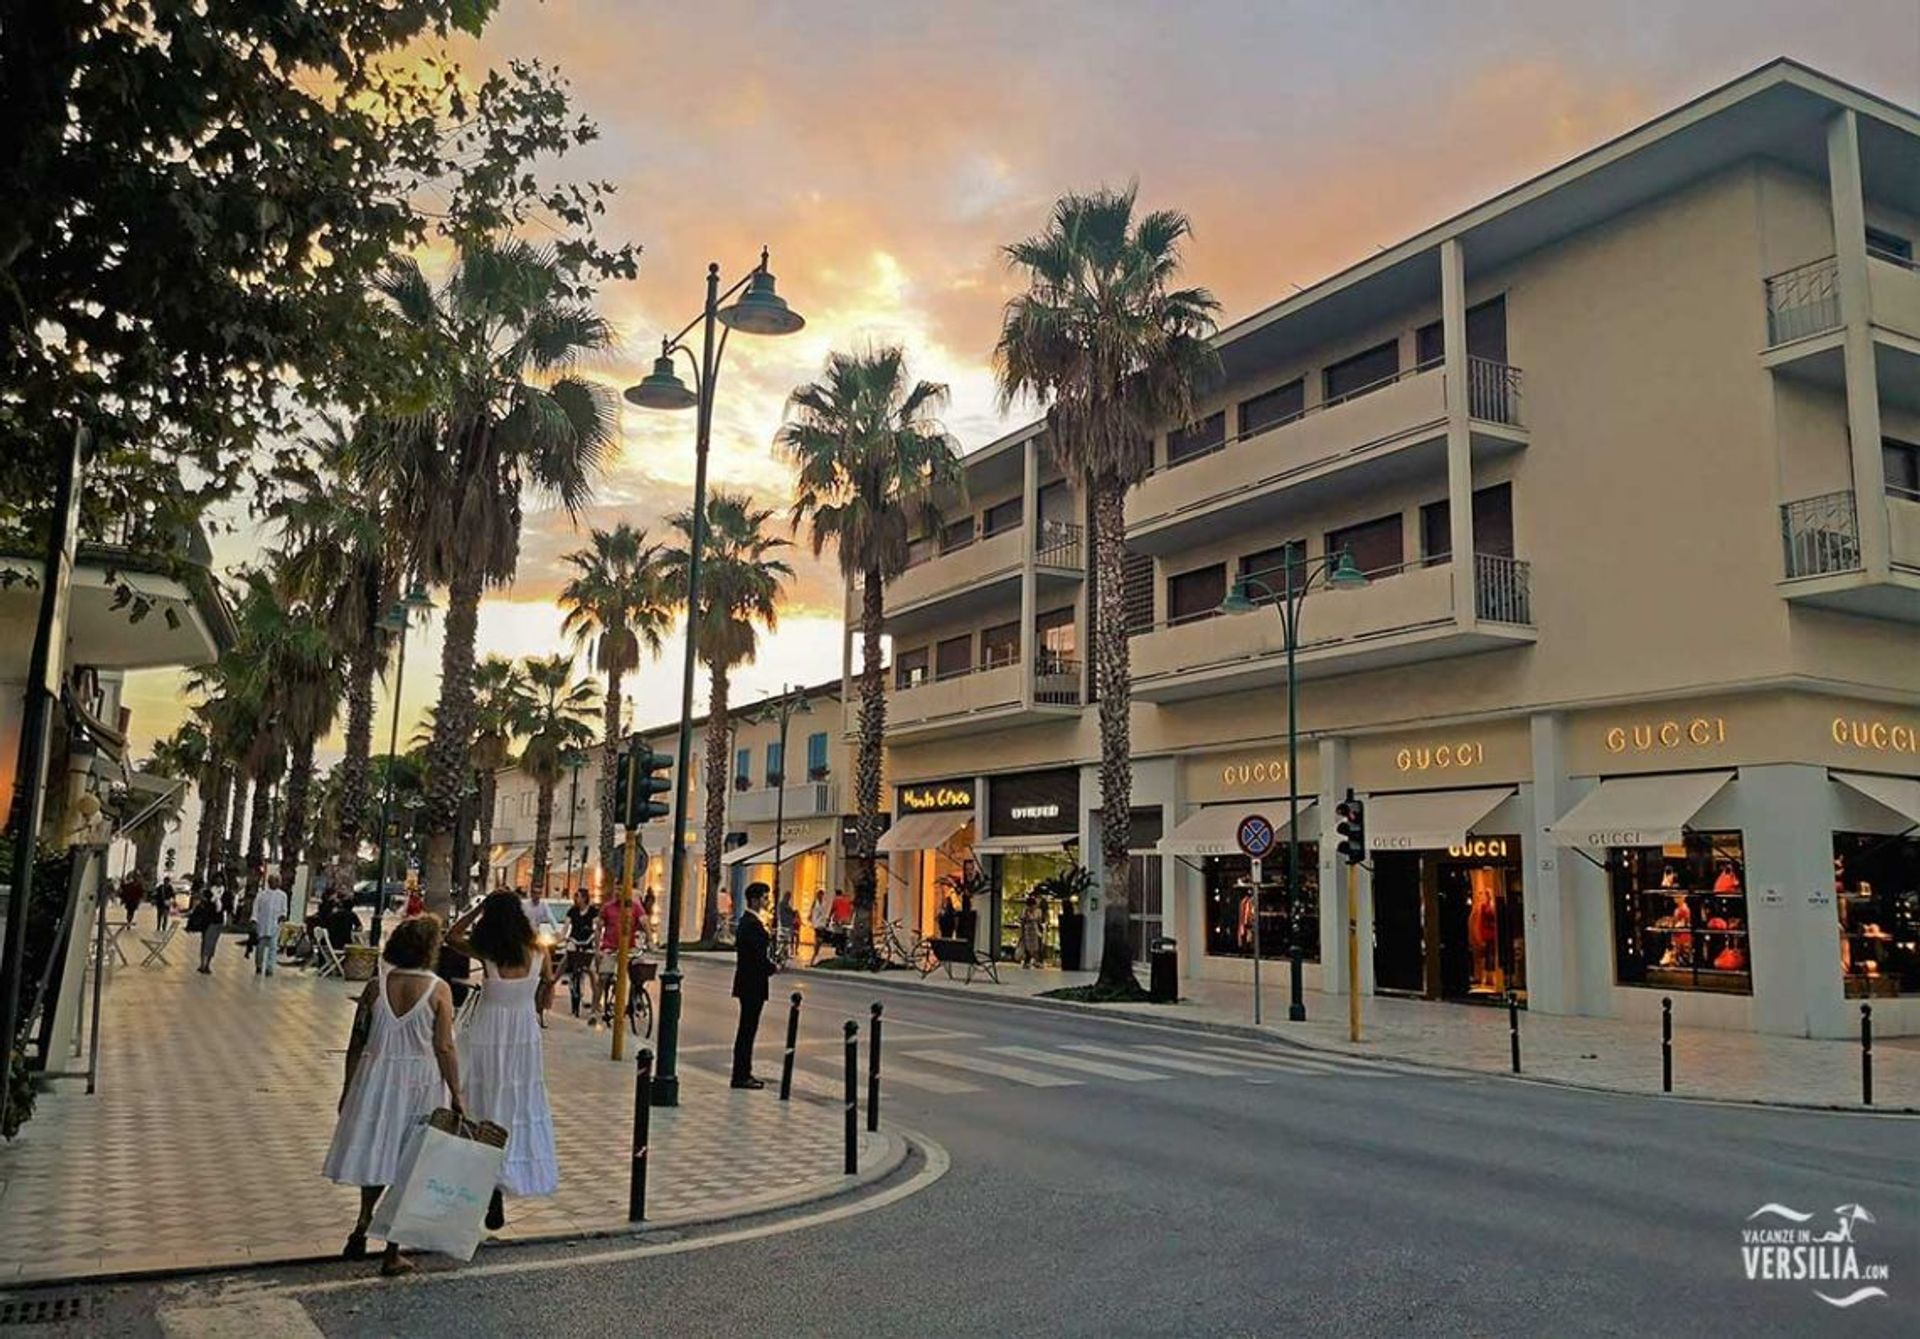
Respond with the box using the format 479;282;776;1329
1335;788;1366;865
615;741;672;828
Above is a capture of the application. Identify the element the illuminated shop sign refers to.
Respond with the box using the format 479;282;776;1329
1220;758;1289;788
1396;740;1486;772
897;783;974;814
1830;717;1919;754
1446;838;1510;859
1604;717;1726;753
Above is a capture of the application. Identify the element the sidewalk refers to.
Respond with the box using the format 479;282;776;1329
0;944;901;1285
800;959;1920;1111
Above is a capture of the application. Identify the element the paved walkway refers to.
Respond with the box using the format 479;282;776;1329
809;960;1919;1110
0;942;897;1285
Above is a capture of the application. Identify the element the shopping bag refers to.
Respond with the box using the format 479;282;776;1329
368;1108;510;1261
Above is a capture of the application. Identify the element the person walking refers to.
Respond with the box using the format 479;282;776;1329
252;874;289;977
447;892;558;1233
563;887;597;1018
323;915;463;1278
154;878;174;931
187;890;221;974
118;873;144;925
730;882;776;1090
1018;894;1046;968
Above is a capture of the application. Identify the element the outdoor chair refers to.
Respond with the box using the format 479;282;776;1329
136;921;178;967
313;937;347;979
105;921;133;967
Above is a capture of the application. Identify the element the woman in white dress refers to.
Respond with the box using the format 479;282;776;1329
449;892;558;1231
323;915;464;1277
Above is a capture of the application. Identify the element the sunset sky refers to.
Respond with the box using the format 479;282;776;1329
122;0;1920;764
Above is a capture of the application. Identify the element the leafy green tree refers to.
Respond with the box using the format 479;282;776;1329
512;655;599;898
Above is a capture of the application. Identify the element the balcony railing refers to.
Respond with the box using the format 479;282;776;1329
1036;519;1083;570
1765;256;1841;346
1473;552;1532;624
1466;356;1524;427
1781;490;1861;578
1033;654;1081;707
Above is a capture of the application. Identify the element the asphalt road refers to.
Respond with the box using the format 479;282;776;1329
48;956;1920;1336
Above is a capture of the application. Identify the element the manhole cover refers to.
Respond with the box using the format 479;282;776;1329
0;1294;102;1327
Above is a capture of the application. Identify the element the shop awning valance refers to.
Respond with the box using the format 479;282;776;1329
876;810;972;855
1367;787;1515;852
1831;771;1920;829
1158;803;1318;857
488;843;530;866
973;833;1077;856
1545;771;1733;851
721;836;830;867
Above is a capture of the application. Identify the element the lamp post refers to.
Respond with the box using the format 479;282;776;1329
754;685;812;925
562;749;585;895
625;248;805;1107
371;584;433;945
1220;548;1368;1022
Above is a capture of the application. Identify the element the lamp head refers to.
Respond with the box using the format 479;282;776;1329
1326;548;1369;590
1218;579;1258;615
378;601;409;633
403;583;434;612
624;345;698;411
718;253;805;336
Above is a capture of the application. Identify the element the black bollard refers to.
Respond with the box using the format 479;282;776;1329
1506;991;1521;1074
1861;1004;1873;1107
780;991;803;1102
1661;997;1673;1094
629;1047;653;1221
843;1020;860;1175
868;1002;884;1133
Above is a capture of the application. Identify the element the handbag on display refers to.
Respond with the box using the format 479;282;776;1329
368;1108;510;1261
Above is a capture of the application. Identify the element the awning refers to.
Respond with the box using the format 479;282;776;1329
1158;803;1319;857
1832;771;1920;829
973;833;1077;856
1367;787;1515;852
722;837;830;867
876;810;973;854
1545;771;1733;850
488;843;530;866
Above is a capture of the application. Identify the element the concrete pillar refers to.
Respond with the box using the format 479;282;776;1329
1827;110;1891;576
1526;714;1580;1015
1019;439;1039;707
1318;736;1372;996
1440;239;1478;627
1733;764;1850;1038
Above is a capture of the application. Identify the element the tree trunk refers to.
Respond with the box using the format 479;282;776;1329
531;778;555;898
598;662;623;894
279;734;315;891
225;773;249;888
133;820;167;885
701;662;730;942
475;768;498;893
850;567;886;955
1091;480;1139;990
193;765;224;885
245;765;274;892
329;631;377;895
421;566;483;914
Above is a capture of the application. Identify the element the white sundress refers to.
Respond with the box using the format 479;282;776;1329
459;951;558;1197
323;967;447;1187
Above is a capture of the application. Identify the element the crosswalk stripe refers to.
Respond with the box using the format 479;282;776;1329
1192;1044;1374;1076
988;1045;1169;1082
904;1049;1081;1087
1066;1043;1250;1077
866;1060;982;1094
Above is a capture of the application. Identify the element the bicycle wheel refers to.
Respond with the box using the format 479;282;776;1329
632;987;653;1039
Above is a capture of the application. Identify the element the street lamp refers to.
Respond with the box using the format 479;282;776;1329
625;248;805;1107
753;685;812;928
1219;547;1368;1022
371;583;433;945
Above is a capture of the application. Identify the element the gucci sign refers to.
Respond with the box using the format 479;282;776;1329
1220;759;1289;788
1396;741;1485;772
1605;717;1726;753
1446;838;1510;859
1831;717;1919;754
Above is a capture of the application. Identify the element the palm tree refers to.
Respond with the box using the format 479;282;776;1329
996;186;1220;990
469;656;528;891
134;728;201;884
512;655;599;898
661;492;793;940
373;239;616;912
778;346;963;953
558;524;672;891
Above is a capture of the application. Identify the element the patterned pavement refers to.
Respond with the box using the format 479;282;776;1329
0;940;894;1285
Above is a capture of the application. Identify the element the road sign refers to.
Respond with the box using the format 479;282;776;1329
1236;814;1276;859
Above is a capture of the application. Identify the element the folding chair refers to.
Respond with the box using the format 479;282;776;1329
314;937;346;979
137;922;178;967
105;921;133;967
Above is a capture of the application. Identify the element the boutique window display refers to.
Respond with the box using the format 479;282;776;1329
1833;833;1920;998
1200;852;1320;962
1609;832;1751;994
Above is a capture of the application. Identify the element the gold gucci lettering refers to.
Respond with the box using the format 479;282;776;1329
1831;717;1919;754
1221;760;1289;788
1446;838;1509;859
1604;717;1726;754
1395;741;1486;772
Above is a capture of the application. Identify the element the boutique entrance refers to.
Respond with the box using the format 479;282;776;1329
1372;839;1526;1003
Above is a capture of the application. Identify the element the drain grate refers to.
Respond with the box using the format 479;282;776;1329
0;1295;102;1327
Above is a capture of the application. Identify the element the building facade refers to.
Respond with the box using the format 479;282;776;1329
863;61;1920;1038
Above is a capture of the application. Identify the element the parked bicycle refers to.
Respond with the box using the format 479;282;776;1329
873;919;936;975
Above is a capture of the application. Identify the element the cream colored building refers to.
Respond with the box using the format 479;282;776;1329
861;60;1920;1038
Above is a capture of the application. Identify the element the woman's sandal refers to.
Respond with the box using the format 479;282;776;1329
342;1231;368;1261
379;1249;415;1278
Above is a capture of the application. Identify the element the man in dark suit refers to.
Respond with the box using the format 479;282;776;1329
731;882;776;1089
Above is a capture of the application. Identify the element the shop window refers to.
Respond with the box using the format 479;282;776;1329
1167;410;1226;467
1167;563;1226;625
935;634;972;680
1201;851;1320;962
1834;832;1919;997
1238;542;1305;603
1240;379;1304;436
1326;513;1404;578
983;496;1023;537
895;646;930;689
1609;832;1751;995
1885;438;1920;499
980;620;1019;669
1419;483;1514;563
806;732;829;780
1323;340;1399;404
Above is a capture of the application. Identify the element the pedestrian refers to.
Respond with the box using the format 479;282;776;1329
638;887;657;952
730;882;776;1090
119;873;143;924
563;887;597;1018
154;877;174;931
776;889;799;957
828;887;853;929
187;890;221;973
404;886;425;919
447;893;557;1232
323;915;464;1278
218;882;235;925
1018;893;1045;968
592;891;639;1027
252;874;289;977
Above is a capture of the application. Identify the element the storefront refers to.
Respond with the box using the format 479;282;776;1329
979;768;1080;961
876;779;976;941
1828;772;1919;1001
720;820;835;932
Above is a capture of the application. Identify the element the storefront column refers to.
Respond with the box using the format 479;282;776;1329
1440;237;1479;631
1825;109;1891;578
1527;713;1607;1016
1018;438;1039;708
1317;737;1372;996
1737;764;1851;1038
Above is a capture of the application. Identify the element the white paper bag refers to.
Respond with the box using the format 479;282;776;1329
368;1112;509;1261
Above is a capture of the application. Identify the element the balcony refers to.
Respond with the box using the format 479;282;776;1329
1869;250;1920;343
730;780;839;824
1763;252;1920;354
885;656;1082;742
1779;488;1920;621
1130;556;1535;703
886;524;1024;618
1035;519;1084;572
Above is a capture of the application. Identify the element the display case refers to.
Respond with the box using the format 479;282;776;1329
1834;832;1920;998
1610;832;1752;995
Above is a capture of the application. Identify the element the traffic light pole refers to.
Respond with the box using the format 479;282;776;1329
612;827;637;1062
1347;861;1361;1042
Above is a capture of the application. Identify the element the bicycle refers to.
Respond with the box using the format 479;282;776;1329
562;941;596;1018
597;952;656;1039
874;919;936;975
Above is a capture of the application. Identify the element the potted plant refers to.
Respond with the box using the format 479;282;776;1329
808;764;830;782
1037;862;1092;971
733;774;750;792
937;864;991;946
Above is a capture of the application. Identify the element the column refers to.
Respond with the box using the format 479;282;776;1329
1738;764;1850;1038
1318;736;1372;996
1526;713;1584;1015
1827;110;1890;577
1019;437;1039;708
1440;238;1478;628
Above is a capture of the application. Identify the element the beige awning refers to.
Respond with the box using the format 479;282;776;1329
974;833;1076;856
1367;787;1515;852
876;810;973;854
1546;771;1733;851
1158;803;1318;857
488;843;530;866
722;836;830;867
1831;771;1920;829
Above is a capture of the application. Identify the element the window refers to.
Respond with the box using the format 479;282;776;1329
1034;607;1075;659
1201;850;1320;962
1419;483;1514;563
906;533;935;567
1867;226;1913;264
1238;541;1305;602
983;496;1023;536
1326;514;1404;577
1240;379;1304;436
765;742;783;784
1410;297;1509;367
1166;410;1226;466
940;516;976;553
1885;438;1920;498
1037;480;1073;530
1415;320;1444;368
734;747;751;787
935;634;972;680
1610;832;1750;995
1167;563;1226;624
981;620;1020;669
1323;339;1399;403
806;732;829;779
895;647;929;689
1834;832;1919;997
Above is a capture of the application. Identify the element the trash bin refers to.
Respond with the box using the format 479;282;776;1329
1149;937;1178;1003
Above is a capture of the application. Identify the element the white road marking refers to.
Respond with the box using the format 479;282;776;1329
1192;1044;1382;1076
159;1296;325;1337
1065;1043;1249;1077
904;1049;1081;1087
988;1045;1169;1082
859;1059;981;1094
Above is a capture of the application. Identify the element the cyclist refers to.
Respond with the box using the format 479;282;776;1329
562;887;598;1018
775;888;800;963
593;890;641;1028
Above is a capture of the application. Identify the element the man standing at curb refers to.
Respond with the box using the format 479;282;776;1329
252;874;288;978
730;882;775;1090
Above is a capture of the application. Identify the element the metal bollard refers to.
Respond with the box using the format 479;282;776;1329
780;991;803;1102
1861;1004;1873;1107
843;1020;859;1175
868;1002;883;1133
1661;997;1673;1094
1506;991;1521;1074
629;1047;653;1221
